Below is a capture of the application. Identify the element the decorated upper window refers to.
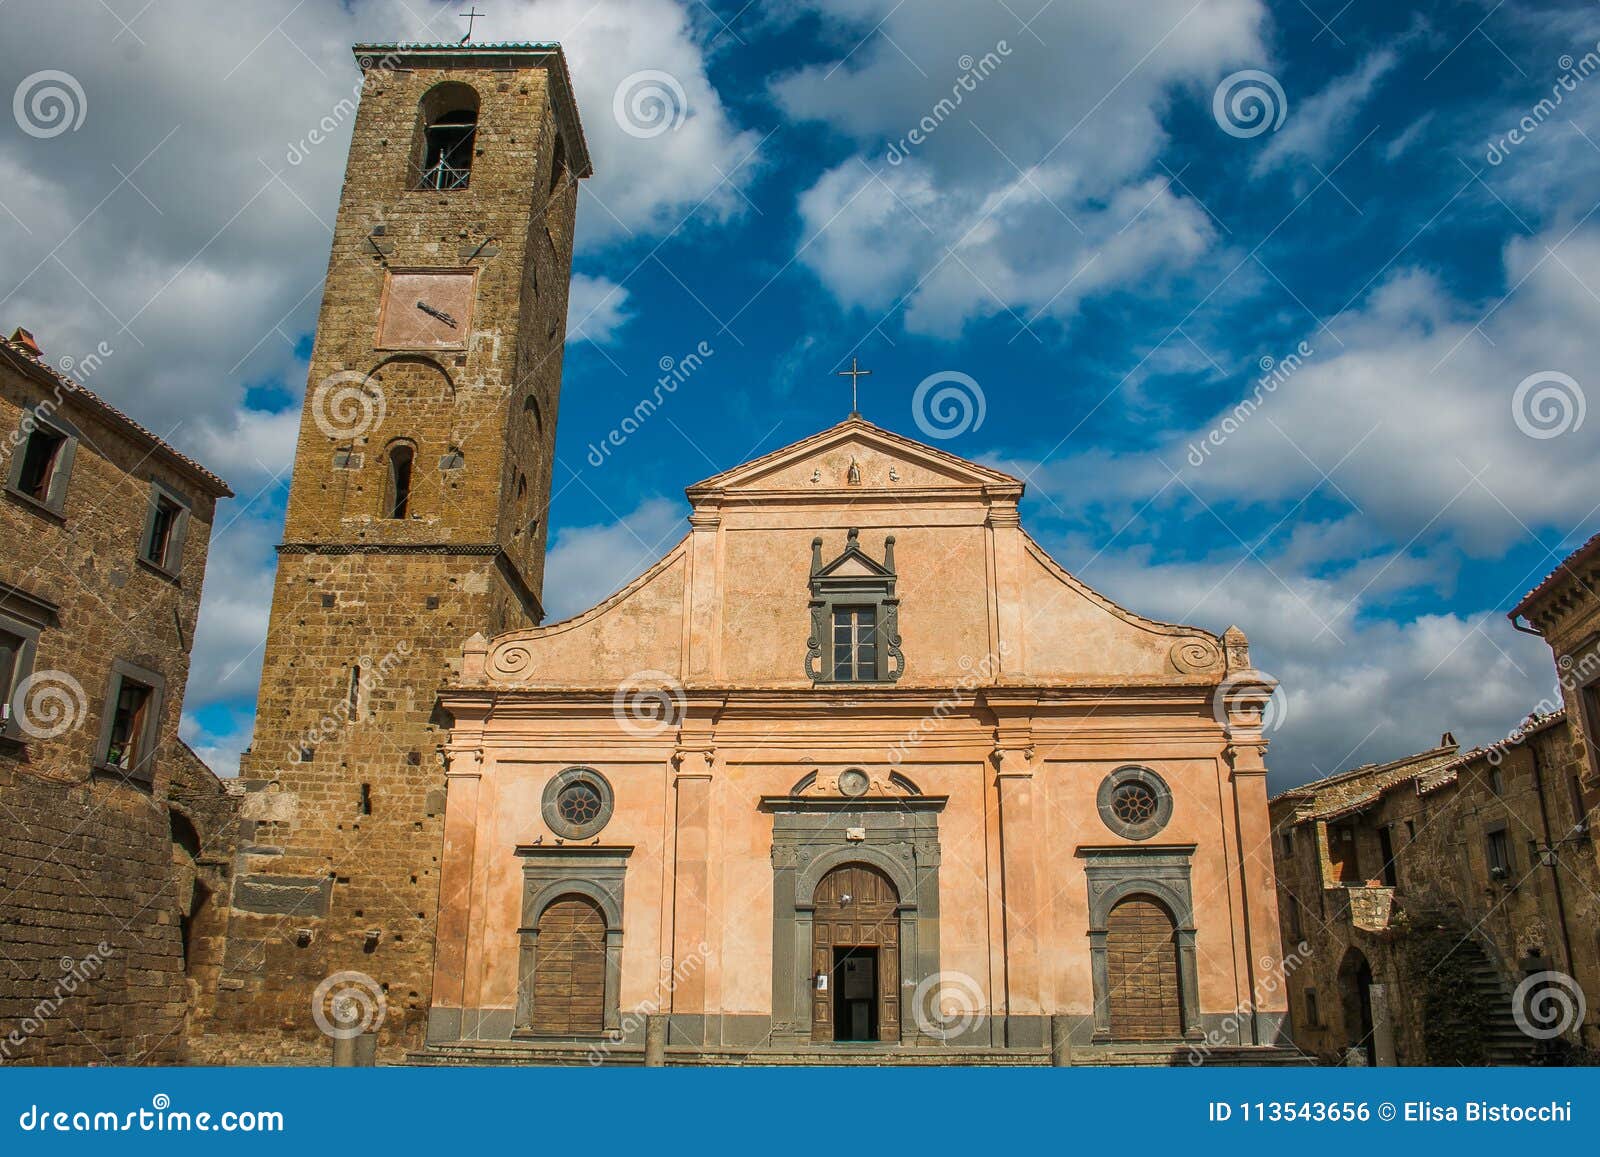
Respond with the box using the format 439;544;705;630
806;528;903;684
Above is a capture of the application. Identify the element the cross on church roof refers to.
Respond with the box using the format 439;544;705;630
459;6;484;42
836;357;871;417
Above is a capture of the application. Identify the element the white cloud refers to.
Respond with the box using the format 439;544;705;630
1251;49;1398;176
0;0;754;447
795;161;1215;334
1019;224;1600;554
1051;536;1556;788
772;0;1266;333
541;497;687;621
471;0;763;243
180;713;254;779
1383;111;1434;161
186;408;304;493
566;274;632;344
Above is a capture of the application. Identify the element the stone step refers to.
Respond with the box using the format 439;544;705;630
407;1040;1313;1067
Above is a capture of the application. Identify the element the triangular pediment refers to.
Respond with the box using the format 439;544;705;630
685;416;1023;502
820;553;887;578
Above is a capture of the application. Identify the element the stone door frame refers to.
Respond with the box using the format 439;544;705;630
513;846;631;1037
1079;844;1203;1041
763;795;945;1046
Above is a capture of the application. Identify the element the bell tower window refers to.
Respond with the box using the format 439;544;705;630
413;83;480;191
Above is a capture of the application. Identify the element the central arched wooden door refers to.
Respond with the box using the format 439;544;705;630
812;863;900;1042
1105;895;1183;1040
529;894;606;1035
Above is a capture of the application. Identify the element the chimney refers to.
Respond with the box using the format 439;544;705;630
1440;731;1457;749
8;328;41;358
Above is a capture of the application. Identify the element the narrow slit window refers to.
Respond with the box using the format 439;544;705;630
386;444;414;519
1487;828;1511;877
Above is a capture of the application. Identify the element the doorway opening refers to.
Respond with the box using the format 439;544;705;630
810;862;901;1042
832;946;879;1041
1338;947;1376;1064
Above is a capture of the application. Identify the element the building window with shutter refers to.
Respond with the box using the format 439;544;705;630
1486;825;1512;880
94;660;165;785
139;481;191;576
5;408;78;517
0;592;51;741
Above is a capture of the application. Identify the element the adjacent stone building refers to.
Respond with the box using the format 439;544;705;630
0;328;236;1064
1513;534;1600;856
1270;708;1600;1065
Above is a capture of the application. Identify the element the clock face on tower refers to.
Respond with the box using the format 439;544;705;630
376;269;477;350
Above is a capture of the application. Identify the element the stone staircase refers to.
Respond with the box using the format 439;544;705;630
1454;946;1534;1065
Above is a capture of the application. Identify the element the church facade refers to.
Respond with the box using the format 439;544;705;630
432;418;1290;1061
194;40;1289;1065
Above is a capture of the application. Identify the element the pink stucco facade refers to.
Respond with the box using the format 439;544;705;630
429;417;1288;1060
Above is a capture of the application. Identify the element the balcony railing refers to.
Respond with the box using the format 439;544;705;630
417;161;470;191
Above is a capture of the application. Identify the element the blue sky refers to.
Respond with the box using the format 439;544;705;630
3;0;1598;788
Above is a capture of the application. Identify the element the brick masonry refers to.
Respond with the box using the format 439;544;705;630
195;47;585;1062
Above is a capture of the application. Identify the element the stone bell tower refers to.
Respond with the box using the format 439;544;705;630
202;43;590;1059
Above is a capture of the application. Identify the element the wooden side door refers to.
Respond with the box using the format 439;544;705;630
530;895;606;1035
811;920;834;1042
878;920;900;1041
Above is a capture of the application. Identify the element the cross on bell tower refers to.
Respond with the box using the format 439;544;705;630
837;357;871;418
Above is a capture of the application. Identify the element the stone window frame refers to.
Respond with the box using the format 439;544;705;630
0;596;50;742
805;528;904;685
4;406;79;519
92;658;166;787
1485;821;1513;880
138;478;191;580
512;846;630;1038
1079;844;1203;1041
1304;987;1322;1027
1096;764;1174;841
541;766;615;840
1573;639;1600;778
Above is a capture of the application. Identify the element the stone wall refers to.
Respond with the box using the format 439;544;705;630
1271;715;1600;1065
0;337;235;1065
